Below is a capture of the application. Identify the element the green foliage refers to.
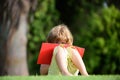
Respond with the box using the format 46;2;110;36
27;0;120;75
27;0;59;75
74;6;120;74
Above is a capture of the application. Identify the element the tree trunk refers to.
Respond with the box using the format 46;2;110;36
4;0;31;75
0;0;37;75
5;14;29;75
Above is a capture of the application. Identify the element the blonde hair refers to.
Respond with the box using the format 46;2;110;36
47;24;73;45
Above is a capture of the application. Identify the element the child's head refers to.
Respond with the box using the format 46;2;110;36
47;24;73;45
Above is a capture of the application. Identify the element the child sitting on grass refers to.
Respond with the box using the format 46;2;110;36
39;24;89;76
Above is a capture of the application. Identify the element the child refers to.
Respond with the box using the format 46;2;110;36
39;24;88;76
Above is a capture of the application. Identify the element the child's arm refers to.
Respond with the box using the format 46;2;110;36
55;46;73;76
71;48;89;76
40;64;49;75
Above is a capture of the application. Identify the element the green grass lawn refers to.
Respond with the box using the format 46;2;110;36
0;75;120;80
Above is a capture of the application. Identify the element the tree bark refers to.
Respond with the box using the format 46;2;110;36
0;0;37;75
5;14;29;75
4;0;31;75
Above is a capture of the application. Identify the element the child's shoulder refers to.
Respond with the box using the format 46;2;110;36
54;44;76;50
54;44;65;51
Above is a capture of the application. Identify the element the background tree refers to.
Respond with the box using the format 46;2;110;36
0;0;37;75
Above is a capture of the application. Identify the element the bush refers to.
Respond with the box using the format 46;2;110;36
28;0;120;74
74;6;120;74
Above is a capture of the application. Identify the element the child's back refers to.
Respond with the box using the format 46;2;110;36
48;45;79;76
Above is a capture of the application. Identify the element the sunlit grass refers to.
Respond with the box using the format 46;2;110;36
0;75;120;80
